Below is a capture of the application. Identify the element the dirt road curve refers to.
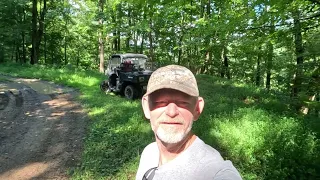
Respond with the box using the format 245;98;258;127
0;76;88;180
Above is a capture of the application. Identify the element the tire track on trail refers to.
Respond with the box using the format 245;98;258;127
0;76;88;180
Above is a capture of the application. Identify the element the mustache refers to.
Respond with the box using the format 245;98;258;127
157;117;184;124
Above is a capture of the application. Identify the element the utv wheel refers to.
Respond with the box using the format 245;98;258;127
100;80;109;92
124;85;137;100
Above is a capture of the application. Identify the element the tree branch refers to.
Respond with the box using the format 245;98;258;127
303;23;320;31
301;11;320;21
307;0;320;5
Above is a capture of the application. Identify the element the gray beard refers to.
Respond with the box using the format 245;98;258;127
156;121;193;144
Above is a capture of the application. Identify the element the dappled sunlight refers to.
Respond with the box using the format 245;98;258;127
0;84;9;90
88;107;107;117
112;113;150;134
44;98;73;108
120;100;141;107
23;109;44;118
68;74;101;87
50;112;66;117
78;94;153;178
0;162;51;180
83;94;142;122
211;108;270;156
233;82;247;88
0;75;87;179
208;107;319;179
5;77;74;95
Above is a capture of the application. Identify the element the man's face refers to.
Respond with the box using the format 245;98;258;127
147;89;199;144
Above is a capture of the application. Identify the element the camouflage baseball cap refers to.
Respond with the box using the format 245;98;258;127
145;65;199;97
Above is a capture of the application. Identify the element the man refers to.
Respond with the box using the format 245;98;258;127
136;65;242;180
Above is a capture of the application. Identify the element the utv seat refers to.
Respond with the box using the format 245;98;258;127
109;74;118;87
120;62;134;72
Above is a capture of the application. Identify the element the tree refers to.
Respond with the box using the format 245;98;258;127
98;0;105;73
0;0;319;113
31;0;47;64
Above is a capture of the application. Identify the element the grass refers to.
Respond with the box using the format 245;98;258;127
0;76;12;82
0;63;319;180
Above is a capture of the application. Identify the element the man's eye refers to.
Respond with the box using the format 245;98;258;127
176;101;192;108
155;101;168;107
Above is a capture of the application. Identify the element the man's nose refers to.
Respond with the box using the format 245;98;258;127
165;103;179;117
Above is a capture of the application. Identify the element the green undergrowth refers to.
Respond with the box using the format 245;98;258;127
0;63;319;179
194;74;320;179
0;77;12;82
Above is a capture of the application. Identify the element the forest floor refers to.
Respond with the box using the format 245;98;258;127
0;75;88;180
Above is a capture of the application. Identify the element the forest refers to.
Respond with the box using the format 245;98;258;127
1;0;319;112
0;0;319;179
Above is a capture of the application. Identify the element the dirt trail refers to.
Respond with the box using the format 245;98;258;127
0;75;88;180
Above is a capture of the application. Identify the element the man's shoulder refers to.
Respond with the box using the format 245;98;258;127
136;142;159;180
193;138;242;179
140;141;159;160
141;142;157;154
191;137;225;162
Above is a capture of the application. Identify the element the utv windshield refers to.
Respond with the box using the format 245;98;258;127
123;57;147;69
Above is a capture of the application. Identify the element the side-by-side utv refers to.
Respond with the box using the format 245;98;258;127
100;53;157;100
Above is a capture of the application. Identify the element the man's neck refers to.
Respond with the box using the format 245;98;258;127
156;133;197;166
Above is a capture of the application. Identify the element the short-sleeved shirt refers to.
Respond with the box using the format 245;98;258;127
136;137;242;180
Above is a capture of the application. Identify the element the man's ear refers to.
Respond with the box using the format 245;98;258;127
193;97;204;121
142;95;151;119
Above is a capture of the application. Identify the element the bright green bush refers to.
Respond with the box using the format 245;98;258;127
212;108;319;179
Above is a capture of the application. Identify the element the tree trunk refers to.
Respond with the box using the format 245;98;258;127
30;0;38;64
224;48;230;79
117;3;121;51
117;30;121;51
64;15;68;65
64;36;67;65
99;0;105;73
16;44;20;63
11;39;16;62
43;5;46;64
126;6;131;51
256;47;261;86
316;95;320;117
44;29;46;63
36;0;47;62
30;0;47;64
113;32;117;51
178;35;183;65
220;46;225;78
111;13;117;51
292;10;304;99
220;45;230;79
21;7;27;63
77;49;80;67
147;3;154;61
134;31;138;53
51;49;54;64
0;46;4;63
266;40;273;90
140;33;144;54
21;31;26;63
200;0;205;18
148;29;154;61
266;17;275;90
207;0;211;17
